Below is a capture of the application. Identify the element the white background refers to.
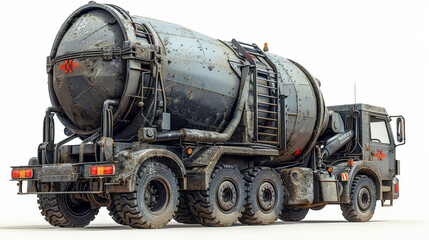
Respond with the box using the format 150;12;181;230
0;0;428;239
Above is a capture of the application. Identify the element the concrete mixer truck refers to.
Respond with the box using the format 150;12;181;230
10;2;405;229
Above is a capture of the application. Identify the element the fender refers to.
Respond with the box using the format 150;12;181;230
109;148;186;192
339;160;382;203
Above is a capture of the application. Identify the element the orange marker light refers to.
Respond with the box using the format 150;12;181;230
187;148;193;155
347;160;354;166
90;166;114;176
12;169;33;179
263;43;269;52
328;167;333;173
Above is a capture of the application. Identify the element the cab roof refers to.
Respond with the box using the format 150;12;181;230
328;104;388;115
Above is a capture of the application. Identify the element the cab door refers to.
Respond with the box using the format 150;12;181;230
368;115;395;180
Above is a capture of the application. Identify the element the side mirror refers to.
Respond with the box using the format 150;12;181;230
396;117;405;143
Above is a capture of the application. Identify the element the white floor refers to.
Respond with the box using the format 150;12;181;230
1;205;426;240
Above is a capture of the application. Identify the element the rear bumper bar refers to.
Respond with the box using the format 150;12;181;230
11;162;118;194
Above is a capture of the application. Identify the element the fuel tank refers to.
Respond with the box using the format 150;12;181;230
48;3;328;161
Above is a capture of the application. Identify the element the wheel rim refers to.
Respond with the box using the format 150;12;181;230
64;194;92;216
216;179;238;213
358;187;371;211
144;178;170;214
63;183;92;217
257;181;276;212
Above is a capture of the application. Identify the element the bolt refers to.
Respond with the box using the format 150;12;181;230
146;129;154;137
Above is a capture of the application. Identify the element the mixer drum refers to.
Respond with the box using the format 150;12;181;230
52;9;126;132
47;3;328;162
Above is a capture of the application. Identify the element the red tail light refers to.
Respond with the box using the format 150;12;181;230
395;182;399;192
12;169;33;179
90;166;115;176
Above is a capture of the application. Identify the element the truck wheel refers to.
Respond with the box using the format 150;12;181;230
107;194;126;225
118;161;179;229
310;204;326;211
187;165;245;226
279;208;309;221
239;167;284;225
38;193;99;227
341;175;376;222
173;191;198;224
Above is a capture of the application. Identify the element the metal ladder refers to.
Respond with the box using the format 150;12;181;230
231;39;280;146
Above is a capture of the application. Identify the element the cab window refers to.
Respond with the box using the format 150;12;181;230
370;116;390;144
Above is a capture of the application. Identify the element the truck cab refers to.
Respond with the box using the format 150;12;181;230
328;104;404;207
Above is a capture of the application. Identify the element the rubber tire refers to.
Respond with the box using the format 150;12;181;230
310;205;326;211
239;167;284;225
340;175;377;222
279;208;309;221
173;191;198;224
118;161;179;229
38;194;99;227
187;165;245;227
107;194;126;225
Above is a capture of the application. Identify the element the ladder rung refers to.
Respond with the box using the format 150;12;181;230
247;51;265;58
258;94;277;99
258;132;278;137
258;78;277;83
257;140;278;145
258;125;278;130
258;116;278;121
258;109;278;114
258;101;277;106
257;84;277;89
142;86;163;91
257;69;274;75
238;41;254;47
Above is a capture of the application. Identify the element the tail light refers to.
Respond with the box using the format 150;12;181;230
90;165;115;176
12;169;33;179
393;178;399;192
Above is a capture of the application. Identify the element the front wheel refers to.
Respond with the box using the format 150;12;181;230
340;175;377;222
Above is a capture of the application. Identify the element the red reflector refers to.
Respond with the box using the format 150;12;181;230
90;166;114;176
90;167;98;176
12;169;33;179
341;173;349;181
395;182;399;192
103;166;114;175
12;170;20;179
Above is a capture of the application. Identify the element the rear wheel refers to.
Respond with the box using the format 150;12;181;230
279;208;309;221
187;165;245;227
117;161;179;229
239;167;284;225
38;183;99;227
310;204;326;211
341;175;376;222
107;194;126;225
174;191;198;224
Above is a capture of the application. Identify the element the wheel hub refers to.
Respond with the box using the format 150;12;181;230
144;178;169;213
358;187;370;211
258;181;276;212
217;180;237;212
